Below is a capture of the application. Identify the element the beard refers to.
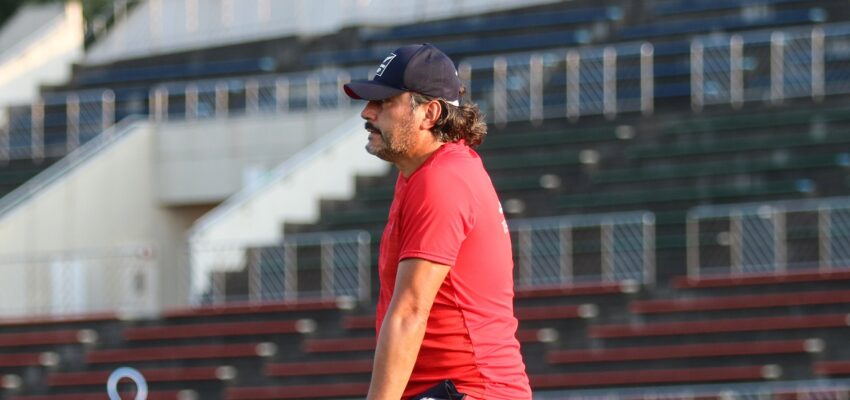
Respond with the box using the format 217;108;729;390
364;115;417;162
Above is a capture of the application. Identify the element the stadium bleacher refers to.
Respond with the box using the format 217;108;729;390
3;0;850;399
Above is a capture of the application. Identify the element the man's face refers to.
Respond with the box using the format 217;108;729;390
360;93;418;162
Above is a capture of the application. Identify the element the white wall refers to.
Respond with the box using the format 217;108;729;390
0;121;162;317
157;108;357;205
0;2;83;122
187;112;389;301
85;0;561;65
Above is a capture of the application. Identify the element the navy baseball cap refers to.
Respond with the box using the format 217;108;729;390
343;43;461;105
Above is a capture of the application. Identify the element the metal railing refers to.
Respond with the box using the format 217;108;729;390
0;246;157;317
510;211;655;288
687;196;850;279
190;230;371;306
7;22;850;161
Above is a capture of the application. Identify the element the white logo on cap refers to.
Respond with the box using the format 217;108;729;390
375;53;397;77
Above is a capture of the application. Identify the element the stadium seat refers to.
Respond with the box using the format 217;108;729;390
8;391;195;400
630;288;850;314
47;366;231;387
161;298;341;319
548;338;821;364
123;319;313;341
225;382;370;400
673;268;850;289
86;342;275;364
264;359;373;378
588;313;849;339
529;364;781;389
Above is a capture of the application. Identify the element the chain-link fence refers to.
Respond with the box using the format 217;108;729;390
9;23;850;161
510;211;655;288
687;196;850;279
190;230;371;306
0;247;157;318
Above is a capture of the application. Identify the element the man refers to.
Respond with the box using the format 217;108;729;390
343;44;532;400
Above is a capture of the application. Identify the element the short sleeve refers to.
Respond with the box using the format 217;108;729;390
398;169;475;266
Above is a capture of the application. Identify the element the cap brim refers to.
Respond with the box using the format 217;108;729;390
343;80;406;101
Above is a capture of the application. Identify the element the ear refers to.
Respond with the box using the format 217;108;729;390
419;100;442;130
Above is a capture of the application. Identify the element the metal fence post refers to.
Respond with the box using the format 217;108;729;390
818;206;832;270
493;57;507;127
559;223;573;284
0;124;8;164
245;79;260;114
529;54;543;125
566;50;580;121
31;99;44;162
215;82;229;117
185;85;198;120
102;90;115;134
771;31;785;104
643;213;656;286
458;62;472;103
774;209;787;273
686;214;699;280
640;42;654;116
517;226;531;287
283;242;297;300
150;87;168;122
66;94;80;153
276;77;289;114
730;212;743;275
603;46;617;119
691;40;704;112
321;238;333;298
357;232;371;302
811;27;825;102
248;247;262;302
730;35;744;109
307;76;320;112
337;72;351;109
601;221;614;281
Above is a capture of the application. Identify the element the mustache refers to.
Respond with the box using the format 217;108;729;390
365;122;381;134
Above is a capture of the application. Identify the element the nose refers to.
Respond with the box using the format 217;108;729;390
360;100;379;121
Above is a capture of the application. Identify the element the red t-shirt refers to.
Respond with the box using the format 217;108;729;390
376;142;532;400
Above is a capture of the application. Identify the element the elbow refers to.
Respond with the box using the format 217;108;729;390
386;304;431;333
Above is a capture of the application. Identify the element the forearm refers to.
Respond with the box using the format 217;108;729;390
367;311;428;400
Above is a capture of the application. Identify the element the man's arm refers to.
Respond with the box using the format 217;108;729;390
367;258;451;400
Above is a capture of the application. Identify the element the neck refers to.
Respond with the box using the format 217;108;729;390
395;139;445;178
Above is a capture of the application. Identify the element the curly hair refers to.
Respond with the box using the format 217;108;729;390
410;90;487;148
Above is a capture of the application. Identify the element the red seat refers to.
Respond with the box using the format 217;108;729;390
0;352;57;368
530;364;780;389
87;342;274;364
9;390;193;400
631;289;850;314
548;338;821;364
0;329;95;348
589;313;849;339
226;382;370;400
814;361;850;376
515;281;637;299
265;359;373;377
163;298;340;319
124;320;308;341
48;366;230;387
673;268;850;289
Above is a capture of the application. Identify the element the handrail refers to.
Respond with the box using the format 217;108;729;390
0;116;143;222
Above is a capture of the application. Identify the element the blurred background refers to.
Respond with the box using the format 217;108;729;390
0;0;849;398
